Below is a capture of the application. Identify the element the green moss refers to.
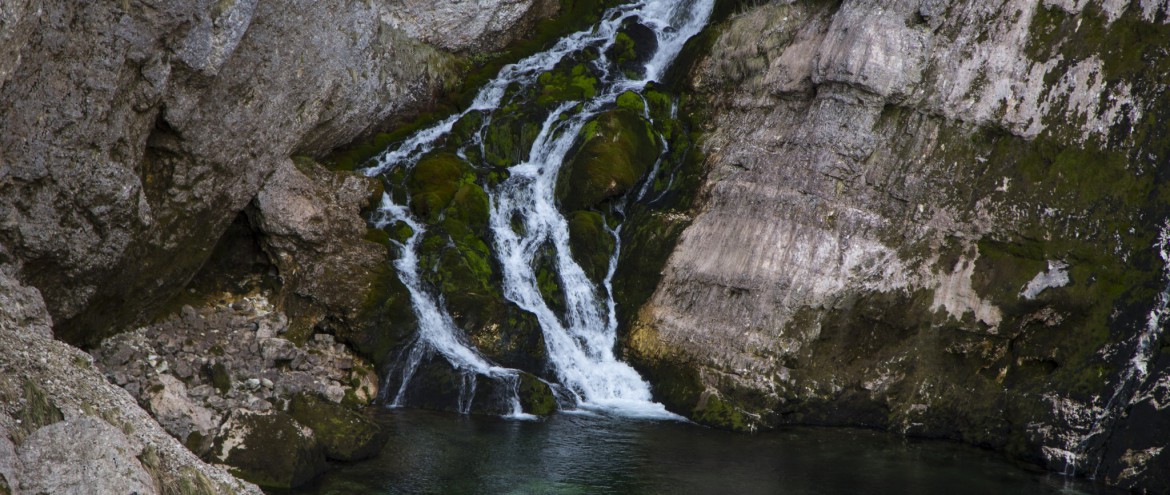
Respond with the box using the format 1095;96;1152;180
1026;4;1170;85
160;466;223;495
613;211;692;330
484;113;543;167
536;63;599;106
693;393;750;431
288;393;387;462
566;210;615;282
407;153;474;220
15;379;63;442
518;373;558;415
556;109;661;211
608;32;637;66
615;90;644;113
215;411;328;489
535;254;564;313
350;262;416;366
364;227;392;247
391;221;415;244
207;362;231;394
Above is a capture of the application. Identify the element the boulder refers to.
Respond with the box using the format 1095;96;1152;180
212;410;327;489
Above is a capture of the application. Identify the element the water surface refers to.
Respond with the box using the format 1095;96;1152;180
286;409;1118;495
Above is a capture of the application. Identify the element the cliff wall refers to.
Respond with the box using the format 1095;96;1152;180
628;0;1170;490
0;0;555;491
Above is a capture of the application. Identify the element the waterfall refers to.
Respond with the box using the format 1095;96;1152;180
365;0;713;418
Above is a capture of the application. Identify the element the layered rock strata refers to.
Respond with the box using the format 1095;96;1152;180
628;0;1170;490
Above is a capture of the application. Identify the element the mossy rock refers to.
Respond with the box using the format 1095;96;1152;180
692;392;751;432
212;410;328;489
536;63;599;106
557;109;662;211
613;210;691;330
407;152;475;221
348;262;416;369
483;112;544;168
201;362;232;394
288;393;388;462
13;379;63;443
533;246;566;315
566;210;616;282
606;20;658;78
518;373;558;416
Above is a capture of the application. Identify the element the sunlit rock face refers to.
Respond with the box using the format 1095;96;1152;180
628;0;1170;490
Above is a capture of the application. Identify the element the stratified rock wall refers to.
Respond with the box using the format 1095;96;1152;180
630;0;1170;489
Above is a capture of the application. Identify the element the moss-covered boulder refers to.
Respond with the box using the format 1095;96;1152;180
567;210;616;282
606;20;658;77
557;109;661;211
483;111;544;168
211;410;328;489
536;63;599;106
288;393;387;462
518;373;558;416
407;153;476;221
349;262;417;366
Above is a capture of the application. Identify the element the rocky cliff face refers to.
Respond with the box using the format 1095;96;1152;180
0;0;557;491
628;0;1170;490
0;0;554;345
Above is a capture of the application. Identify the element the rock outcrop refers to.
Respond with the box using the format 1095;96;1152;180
92;296;383;464
628;0;1170;490
0;0;557;346
0;0;560;491
0;275;260;494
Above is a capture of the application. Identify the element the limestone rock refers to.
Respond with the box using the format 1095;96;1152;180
630;0;1170;491
16;417;156;495
145;374;221;456
0;271;51;339
0;0;555;346
382;0;560;52
93;295;382;485
288;393;387;462
248;158;387;340
0;272;258;494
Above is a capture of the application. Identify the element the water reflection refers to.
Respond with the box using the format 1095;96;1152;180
284;409;1119;495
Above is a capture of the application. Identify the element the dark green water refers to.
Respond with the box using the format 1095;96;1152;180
285;409;1117;495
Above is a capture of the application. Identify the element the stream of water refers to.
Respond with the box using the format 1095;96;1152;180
366;0;712;418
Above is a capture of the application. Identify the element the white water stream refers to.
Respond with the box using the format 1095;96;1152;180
366;0;713;419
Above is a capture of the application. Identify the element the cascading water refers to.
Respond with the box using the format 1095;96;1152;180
365;0;713;418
